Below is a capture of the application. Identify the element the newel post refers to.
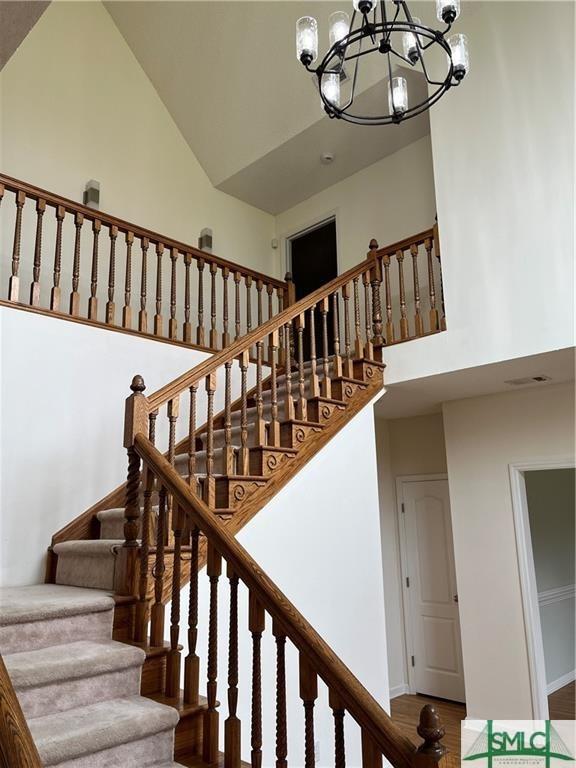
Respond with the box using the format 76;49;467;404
413;705;452;768
115;374;149;596
368;240;384;350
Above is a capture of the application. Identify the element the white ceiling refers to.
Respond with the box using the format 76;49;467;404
105;1;435;214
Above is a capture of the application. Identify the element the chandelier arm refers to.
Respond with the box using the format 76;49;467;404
343;44;380;63
384;3;401;46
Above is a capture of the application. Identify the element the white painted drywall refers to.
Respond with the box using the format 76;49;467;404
442;383;575;718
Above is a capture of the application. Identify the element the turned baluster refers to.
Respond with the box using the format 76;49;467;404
87;219;101;320
411;243;424;337
246;275;253;338
50;205;65;311
183;254;192;342
139;237;149;333
203;543;222;765
204;373;216;508
269;330;281;446
223;360;235;474
69;212;83;316
134;411;156;643
225;565;241;768
295;314;307;420
273;620;288;768
320;297;332;398
283;323;295;421
238;350;250;475
255;340;266;445
361;731;383;768
329;691;346;768
250;593;265;768
353;277;363;358
210;261;218;349
188;383;198;493
396;249;409;340
267;283;274;320
184;526;200;704
166;502;183;697
425;237;439;332
342;283;353;377
370;260;384;348
299;655;318;768
8;190;25;302
153;242;164;336
150;485;167;647
362;271;373;360
234;271;241;340
222;266;230;347
308;305;320;398
278;288;286;365
105;225;118;324
382;254;394;343
122;231;134;328
433;226;446;330
256;279;263;329
29;198;46;306
332;292;343;378
197;258;206;345
167;395;179;537
169;248;178;339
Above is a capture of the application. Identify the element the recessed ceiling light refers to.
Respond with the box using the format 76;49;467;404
504;375;553;386
321;152;335;164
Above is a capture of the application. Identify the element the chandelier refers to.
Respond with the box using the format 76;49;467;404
296;0;469;125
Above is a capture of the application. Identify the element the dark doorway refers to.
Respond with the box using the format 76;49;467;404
290;219;338;360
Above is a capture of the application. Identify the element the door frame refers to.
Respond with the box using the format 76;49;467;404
396;473;458;697
508;457;575;720
281;210;340;276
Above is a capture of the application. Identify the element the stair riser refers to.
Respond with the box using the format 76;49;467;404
56;554;116;591
0;610;114;655
16;666;142;720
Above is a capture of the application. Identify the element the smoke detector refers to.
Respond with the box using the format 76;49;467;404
321;152;335;165
504;375;553;386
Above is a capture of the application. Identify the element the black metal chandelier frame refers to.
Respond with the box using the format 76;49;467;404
303;0;462;125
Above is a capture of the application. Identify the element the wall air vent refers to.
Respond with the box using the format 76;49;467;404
504;375;553;386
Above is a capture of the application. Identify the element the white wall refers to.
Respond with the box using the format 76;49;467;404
0;1;277;277
442;383;575;719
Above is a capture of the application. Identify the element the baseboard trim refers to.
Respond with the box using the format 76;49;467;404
390;683;410;699
547;669;575;695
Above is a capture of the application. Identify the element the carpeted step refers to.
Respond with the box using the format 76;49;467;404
0;584;114;655
97;507;143;540
53;540;123;591
28;695;179;767
5;640;146;719
174;446;238;478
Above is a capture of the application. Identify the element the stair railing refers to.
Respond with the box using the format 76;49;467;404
0;654;42;768
0;173;288;352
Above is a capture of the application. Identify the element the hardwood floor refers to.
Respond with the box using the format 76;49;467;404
549;681;575;719
391;693;466;760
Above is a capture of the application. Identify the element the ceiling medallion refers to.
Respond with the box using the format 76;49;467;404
296;0;469;125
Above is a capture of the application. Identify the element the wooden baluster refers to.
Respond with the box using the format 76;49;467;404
197;258;205;345
371;259;384;347
255;340;266;445
29;198;46;306
249;593;265;768
153;242;164;336
105;225;118;324
223;360;235;474
283;324;295;421
167;395;179;539
204;373;216;508
425;237;439;332
272;620;288;768
222;266;230;348
361;731;383;768
139;237;149;333
184;526;200;704
134;413;156;643
332;292;343;379
382;255;394;343
433;225;446;330
256;279;263;329
210;261;218;349
353;277;363;358
203;543;222;765
169;248;178;339
277;285;284;312
410;243;424;337
267;283;274;321
225;565;241;768
362;271;373;360
295;314;307;420
308;305;320;398
238;350;250;475
246;275;253;336
188;383;198;493
269;330;281;446
87;219;101;320
69;212;83;316
278;289;285;365
396;249;409;340
183;254;192;342
234;271;241;340
150;485;167;647
299;655;318;768
122;231;134;328
342;283;353;377
329;691;346;768
320;297;332;398
166;501;183;697
50;205;65;311
8;190;25;301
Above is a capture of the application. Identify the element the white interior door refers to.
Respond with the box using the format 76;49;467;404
401;478;465;702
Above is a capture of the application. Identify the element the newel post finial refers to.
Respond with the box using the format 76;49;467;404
130;374;146;395
416;705;447;761
368;238;379;257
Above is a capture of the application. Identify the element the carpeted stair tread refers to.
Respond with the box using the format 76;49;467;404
0;584;113;626
4;640;145;689
53;539;124;556
28;695;180;766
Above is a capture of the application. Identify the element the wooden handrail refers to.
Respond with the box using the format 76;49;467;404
134;435;419;768
0;655;42;768
371;228;435;258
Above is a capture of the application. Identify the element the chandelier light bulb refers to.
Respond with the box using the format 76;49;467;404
448;33;469;80
436;0;460;24
296;16;318;66
353;0;376;15
388;76;408;118
329;11;350;48
321;72;341;107
402;17;421;64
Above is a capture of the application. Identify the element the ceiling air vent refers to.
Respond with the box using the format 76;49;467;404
504;375;553;386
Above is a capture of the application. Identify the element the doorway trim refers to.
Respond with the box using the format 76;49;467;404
281;210;340;275
509;457;575;720
396;473;450;697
